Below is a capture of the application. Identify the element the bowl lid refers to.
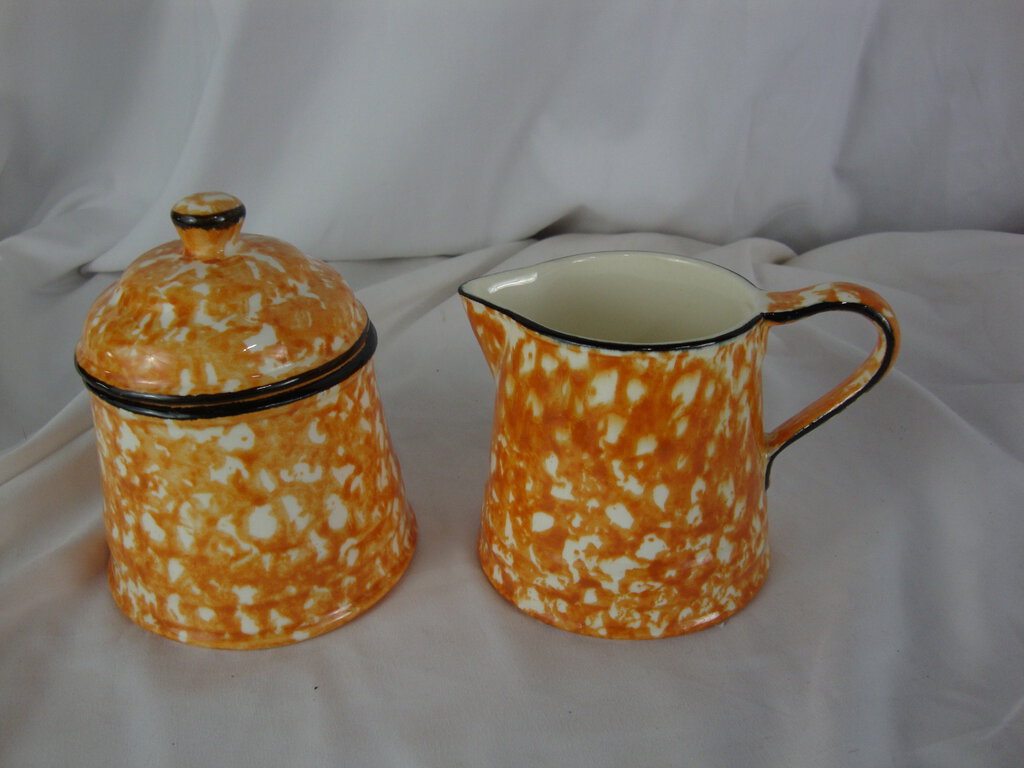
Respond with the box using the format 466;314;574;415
75;192;374;418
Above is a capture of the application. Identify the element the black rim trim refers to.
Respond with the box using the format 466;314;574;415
171;204;246;231
457;253;766;351
77;322;376;420
457;287;763;352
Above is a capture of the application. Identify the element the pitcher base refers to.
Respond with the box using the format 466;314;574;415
479;542;769;640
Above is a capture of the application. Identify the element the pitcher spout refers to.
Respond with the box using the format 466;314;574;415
460;260;553;379
459;292;510;380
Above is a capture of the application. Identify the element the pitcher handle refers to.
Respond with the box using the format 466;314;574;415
762;282;900;484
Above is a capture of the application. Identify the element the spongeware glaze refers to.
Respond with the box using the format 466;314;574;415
77;193;416;648
461;251;899;640
91;362;415;649
76;234;367;396
464;297;770;639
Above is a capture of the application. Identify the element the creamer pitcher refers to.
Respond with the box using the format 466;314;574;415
460;251;899;639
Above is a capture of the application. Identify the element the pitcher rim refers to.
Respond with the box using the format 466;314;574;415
458;250;765;352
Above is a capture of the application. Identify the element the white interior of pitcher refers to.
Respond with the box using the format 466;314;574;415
461;251;765;346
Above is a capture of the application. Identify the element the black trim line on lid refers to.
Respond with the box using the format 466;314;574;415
76;322;377;420
171;203;247;231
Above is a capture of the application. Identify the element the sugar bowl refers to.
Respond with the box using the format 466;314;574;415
76;192;416;648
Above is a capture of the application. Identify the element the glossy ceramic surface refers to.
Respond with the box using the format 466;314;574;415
77;193;367;399
460;252;899;639
76;193;416;648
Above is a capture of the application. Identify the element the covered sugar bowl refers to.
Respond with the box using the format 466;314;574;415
75;192;416;649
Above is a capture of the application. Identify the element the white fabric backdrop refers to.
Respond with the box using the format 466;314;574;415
1;2;1022;766
2;232;1023;767
2;0;1022;272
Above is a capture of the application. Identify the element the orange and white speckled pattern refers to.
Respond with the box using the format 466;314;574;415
77;194;416;648
464;299;771;638
90;361;415;649
462;264;899;639
77;233;367;396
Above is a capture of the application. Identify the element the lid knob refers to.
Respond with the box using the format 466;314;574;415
171;192;246;261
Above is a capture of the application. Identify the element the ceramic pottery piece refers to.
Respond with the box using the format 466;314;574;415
76;192;416;649
460;251;899;639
